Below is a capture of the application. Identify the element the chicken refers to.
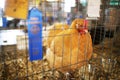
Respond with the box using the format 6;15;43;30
43;23;69;48
45;19;93;73
90;26;105;45
90;25;118;45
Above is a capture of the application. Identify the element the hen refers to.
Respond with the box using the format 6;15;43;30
45;19;93;73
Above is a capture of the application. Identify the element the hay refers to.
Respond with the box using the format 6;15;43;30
0;37;120;80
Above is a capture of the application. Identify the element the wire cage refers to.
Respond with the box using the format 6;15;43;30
0;0;120;80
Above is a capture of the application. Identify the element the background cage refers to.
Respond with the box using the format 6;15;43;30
0;0;120;80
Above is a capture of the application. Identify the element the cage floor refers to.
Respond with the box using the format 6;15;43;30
0;38;120;80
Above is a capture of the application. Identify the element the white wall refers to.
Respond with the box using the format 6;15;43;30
0;30;25;45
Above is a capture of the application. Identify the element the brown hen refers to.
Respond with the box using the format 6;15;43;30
45;19;93;73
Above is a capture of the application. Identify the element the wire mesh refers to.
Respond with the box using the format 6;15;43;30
0;0;120;80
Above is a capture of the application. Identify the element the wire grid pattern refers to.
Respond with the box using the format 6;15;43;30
0;0;120;80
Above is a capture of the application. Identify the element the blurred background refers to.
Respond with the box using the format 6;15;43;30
0;0;120;80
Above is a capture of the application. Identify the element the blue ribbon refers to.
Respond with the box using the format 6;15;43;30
27;8;43;61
